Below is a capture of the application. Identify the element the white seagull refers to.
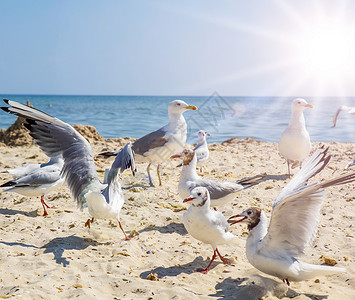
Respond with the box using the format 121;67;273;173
193;130;210;172
1;157;64;216
331;105;355;128
99;100;197;186
278;98;313;177
183;187;237;274
171;149;265;207
1;99;136;240
5;156;62;179
228;147;354;285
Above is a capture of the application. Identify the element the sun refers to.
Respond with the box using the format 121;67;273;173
297;24;355;79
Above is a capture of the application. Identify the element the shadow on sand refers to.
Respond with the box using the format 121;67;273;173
209;274;329;300
140;256;226;279
0;208;38;217
139;221;187;236
41;235;107;267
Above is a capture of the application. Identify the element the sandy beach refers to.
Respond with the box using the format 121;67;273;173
0;125;354;300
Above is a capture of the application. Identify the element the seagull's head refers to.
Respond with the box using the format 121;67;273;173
228;207;262;231
183;187;209;207
291;98;314;112
169;100;197;114
198;130;210;142
171;149;195;167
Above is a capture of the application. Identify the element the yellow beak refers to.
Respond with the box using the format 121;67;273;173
305;104;314;109
186;105;198;110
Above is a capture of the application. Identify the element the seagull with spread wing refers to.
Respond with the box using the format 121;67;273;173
1;99;136;240
331;105;355;128
99;100;197;186
228;147;354;285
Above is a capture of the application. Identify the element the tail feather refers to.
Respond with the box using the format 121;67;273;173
0;180;16;187
300;262;345;280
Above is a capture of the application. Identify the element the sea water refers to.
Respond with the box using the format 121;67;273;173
0;94;354;143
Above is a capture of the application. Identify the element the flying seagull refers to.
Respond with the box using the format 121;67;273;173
278;98;314;177
331;105;355;128
99;100;197;186
1;99;136;240
228;147;354;285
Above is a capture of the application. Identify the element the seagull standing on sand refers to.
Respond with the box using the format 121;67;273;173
1;157;64;216
99;100;197;186
331;105;355;128
228;147;354;285
193;130;210;172
1;99;136;240
183;187;237;274
171;149;264;207
278;98;314;177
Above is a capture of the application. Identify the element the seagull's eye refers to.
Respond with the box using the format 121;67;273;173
247;211;252;215
177;103;181;106
197;193;201;196
297;101;301;104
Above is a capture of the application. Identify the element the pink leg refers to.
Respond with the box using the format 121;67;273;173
197;249;217;274
118;219;131;240
215;248;230;264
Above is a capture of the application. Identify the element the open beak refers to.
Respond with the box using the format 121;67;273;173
186;105;198;111
305;104;314;109
183;197;194;203
227;214;247;225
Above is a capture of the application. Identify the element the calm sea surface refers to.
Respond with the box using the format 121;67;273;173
0;95;354;144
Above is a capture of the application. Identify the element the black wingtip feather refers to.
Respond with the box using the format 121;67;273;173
3;99;9;104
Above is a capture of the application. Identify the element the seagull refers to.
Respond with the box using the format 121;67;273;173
99;100;197;186
1;157;64;216
228;147;354;286
193;130;210;172
171;149;265;207
1;99;136;240
330;105;355;170
331;105;355;127
278;98;314;177
5;156;62;179
183;187;237;274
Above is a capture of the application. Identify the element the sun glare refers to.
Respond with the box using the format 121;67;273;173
297;25;355;79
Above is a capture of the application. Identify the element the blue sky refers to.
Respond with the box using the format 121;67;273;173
1;0;355;96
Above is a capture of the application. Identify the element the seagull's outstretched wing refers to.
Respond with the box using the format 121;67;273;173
105;142;136;186
332;105;355;127
1;99;100;209
260;148;355;257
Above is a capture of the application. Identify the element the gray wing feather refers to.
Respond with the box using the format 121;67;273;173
132;127;168;156
187;179;243;199
2;99;100;209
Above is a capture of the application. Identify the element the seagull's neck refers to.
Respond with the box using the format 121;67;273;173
246;211;268;250
198;136;206;145
168;112;186;130
180;156;199;181
191;198;211;214
289;110;306;129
